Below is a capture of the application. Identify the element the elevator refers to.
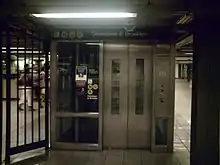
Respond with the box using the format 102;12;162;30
50;41;175;152
103;44;152;149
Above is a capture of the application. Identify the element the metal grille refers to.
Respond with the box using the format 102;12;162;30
0;21;3;164
0;20;50;164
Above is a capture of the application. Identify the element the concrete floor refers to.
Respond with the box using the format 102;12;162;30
174;79;191;153
1;79;192;165
13;150;189;165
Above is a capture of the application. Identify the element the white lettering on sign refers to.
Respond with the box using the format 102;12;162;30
88;79;93;84
61;31;68;39
92;31;118;37
54;31;60;38
69;31;76;39
159;71;167;77
54;31;84;39
125;32;148;37
77;31;84;38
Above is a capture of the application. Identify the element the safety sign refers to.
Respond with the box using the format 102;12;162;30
87;90;93;95
88;84;93;90
93;84;98;90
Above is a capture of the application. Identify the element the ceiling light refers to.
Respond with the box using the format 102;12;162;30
184;52;193;55
31;13;137;19
2;47;25;50
86;43;100;45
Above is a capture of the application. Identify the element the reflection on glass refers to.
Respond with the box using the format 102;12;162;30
135;59;144;115
155;118;168;145
56;117;99;143
57;43;75;112
56;43;99;112
111;60;120;114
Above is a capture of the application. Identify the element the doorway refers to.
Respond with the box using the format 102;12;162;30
51;42;101;150
103;43;152;149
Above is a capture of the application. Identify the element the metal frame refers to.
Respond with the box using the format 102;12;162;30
50;40;103;150
50;40;176;152
151;44;175;153
0;22;3;163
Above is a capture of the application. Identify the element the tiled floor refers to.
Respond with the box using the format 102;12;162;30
174;79;191;153
13;150;189;165
1;79;192;165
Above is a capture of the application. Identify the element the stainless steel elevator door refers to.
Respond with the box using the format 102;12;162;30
128;45;152;148
103;43;152;149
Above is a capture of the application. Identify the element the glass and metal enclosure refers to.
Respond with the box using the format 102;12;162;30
51;42;102;149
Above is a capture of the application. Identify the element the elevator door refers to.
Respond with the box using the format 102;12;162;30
103;44;152;149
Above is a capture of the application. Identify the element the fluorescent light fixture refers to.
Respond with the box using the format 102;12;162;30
2;50;42;54
184;52;193;55
31;12;137;19
2;47;25;50
86;43;100;45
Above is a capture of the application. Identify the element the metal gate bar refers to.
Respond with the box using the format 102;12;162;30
5;25;11;163
3;21;50;164
16;37;19;147
31;31;34;144
0;22;3;163
38;39;41;142
44;37;50;150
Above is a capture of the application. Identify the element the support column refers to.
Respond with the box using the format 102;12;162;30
190;6;219;165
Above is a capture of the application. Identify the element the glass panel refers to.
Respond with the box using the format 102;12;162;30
56;43;99;112
111;60;120;114
135;59;144;115
155;118;168;145
56;117;99;143
57;43;76;112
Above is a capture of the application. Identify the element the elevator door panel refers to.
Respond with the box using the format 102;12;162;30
103;44;152;149
128;45;152;148
103;44;128;148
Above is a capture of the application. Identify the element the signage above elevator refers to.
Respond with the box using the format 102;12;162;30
53;29;148;40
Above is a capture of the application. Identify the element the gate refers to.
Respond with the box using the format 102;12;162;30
0;22;3;163
1;20;50;164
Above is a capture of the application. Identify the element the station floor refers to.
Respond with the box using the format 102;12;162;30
2;79;192;165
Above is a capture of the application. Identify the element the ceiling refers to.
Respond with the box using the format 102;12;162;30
3;0;191;29
1;0;193;50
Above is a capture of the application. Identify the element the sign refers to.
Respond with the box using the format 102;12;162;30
93;84;98;90
76;66;87;87
76;66;87;81
88;90;93;95
88;79;93;84
87;95;98;100
88;84;93;90
159;71;167;77
53;29;148;40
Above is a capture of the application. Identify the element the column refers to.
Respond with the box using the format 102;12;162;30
190;5;219;165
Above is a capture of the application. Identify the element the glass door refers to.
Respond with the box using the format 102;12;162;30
51;42;102;149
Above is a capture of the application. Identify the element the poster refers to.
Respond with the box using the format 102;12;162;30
75;66;87;87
